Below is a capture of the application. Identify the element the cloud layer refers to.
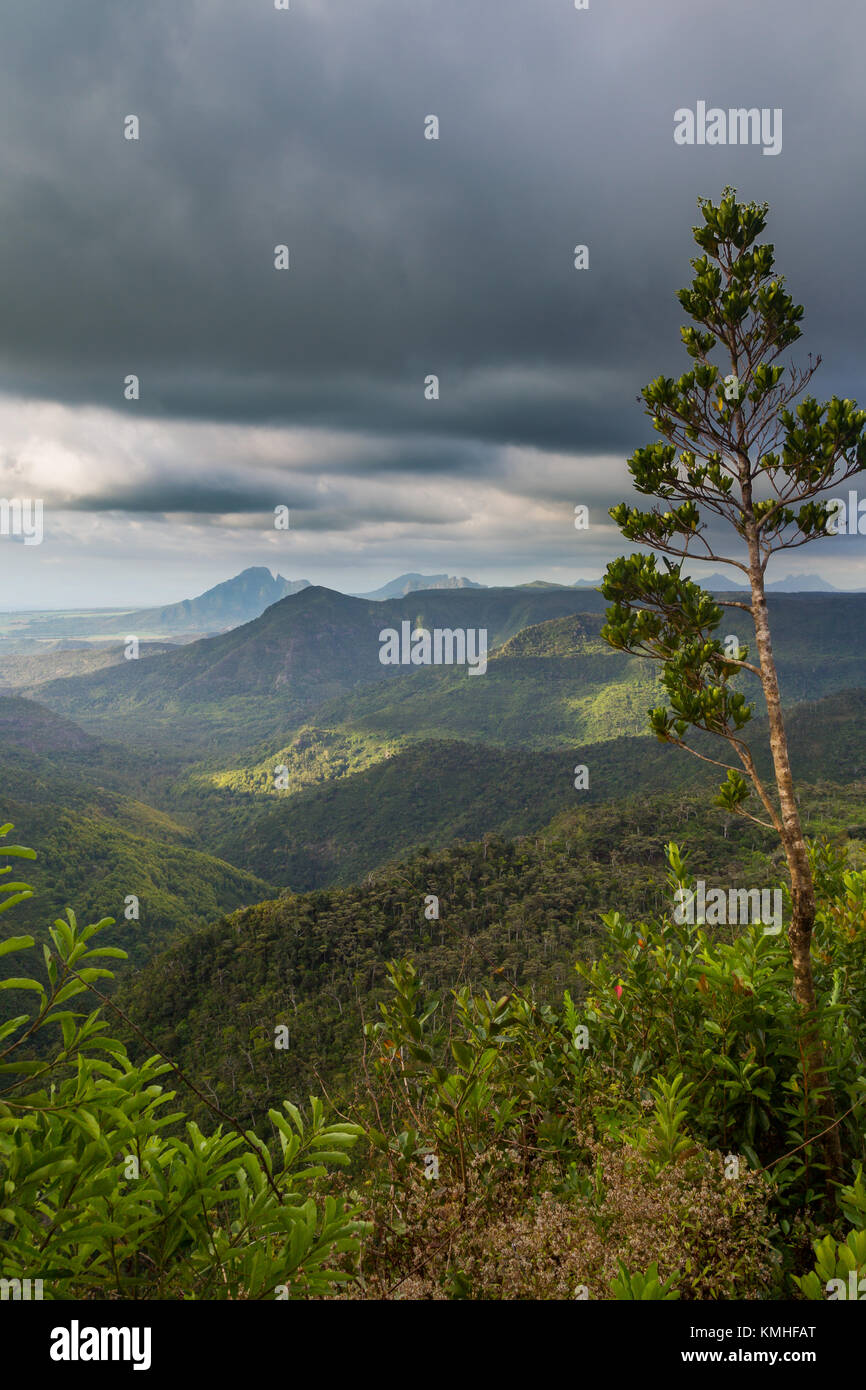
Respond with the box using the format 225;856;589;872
1;0;864;604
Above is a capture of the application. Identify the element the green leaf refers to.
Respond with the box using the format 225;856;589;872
451;1040;474;1070
0;935;35;957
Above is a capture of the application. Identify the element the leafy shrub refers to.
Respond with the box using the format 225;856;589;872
794;1167;866;1300
344;838;866;1297
350;946;780;1298
0;821;368;1299
347;1136;777;1300
610;1261;680;1300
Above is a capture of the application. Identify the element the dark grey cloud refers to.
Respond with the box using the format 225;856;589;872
1;0;865;604
1;0;863;448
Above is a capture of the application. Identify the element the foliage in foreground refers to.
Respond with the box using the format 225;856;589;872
0;821;367;1300
3;817;866;1300
344;841;866;1299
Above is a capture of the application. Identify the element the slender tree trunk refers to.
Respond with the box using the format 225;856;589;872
743;513;843;1180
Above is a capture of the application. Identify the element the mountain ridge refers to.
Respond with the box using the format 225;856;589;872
13;567;312;639
353;573;485;600
27;585;609;749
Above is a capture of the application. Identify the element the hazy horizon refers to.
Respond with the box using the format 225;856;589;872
1;563;859;615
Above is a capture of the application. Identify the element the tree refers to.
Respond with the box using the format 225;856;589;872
600;188;866;1179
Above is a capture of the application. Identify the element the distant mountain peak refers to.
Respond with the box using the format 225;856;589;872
132;568;313;631
353;573;486;601
689;572;840;593
694;572;748;591
515;580;572;590
16;568;313;640
767;573;838;593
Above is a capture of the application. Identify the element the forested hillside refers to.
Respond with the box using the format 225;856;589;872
116;781;866;1125
114;792;758;1118
4;586;866;1305
30;586;606;750
0;698;274;1009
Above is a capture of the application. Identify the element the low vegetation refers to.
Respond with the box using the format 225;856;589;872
2;815;865;1300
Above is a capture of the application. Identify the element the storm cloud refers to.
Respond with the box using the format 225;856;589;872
0;0;864;604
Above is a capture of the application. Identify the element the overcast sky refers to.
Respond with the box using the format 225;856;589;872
1;0;865;607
